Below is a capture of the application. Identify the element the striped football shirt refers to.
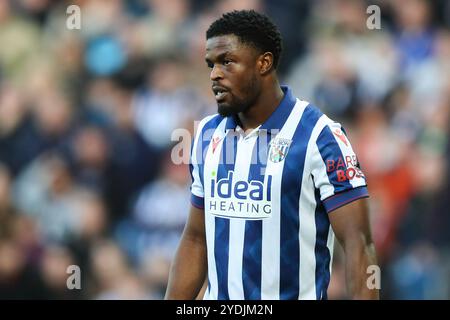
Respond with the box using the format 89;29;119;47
189;85;369;300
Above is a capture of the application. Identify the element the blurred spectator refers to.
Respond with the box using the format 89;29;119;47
0;83;74;176
101;73;161;224
39;244;83;299
0;164;17;237
13;152;93;243
138;253;172;299
130;0;191;58
115;155;190;266
90;240;155;299
0;237;46;299
386;243;448;299
132;55;206;149
69;125;110;193
390;0;435;76
0;0;41;84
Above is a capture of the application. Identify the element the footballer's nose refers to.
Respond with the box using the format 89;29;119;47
210;65;224;81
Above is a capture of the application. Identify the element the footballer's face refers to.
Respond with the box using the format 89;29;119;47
205;34;262;117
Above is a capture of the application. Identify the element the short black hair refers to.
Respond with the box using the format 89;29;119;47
206;10;283;69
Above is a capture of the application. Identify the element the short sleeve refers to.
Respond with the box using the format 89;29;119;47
190;151;204;209
189;115;221;209
310;122;369;213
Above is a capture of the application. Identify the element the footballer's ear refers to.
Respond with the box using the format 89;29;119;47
258;52;274;75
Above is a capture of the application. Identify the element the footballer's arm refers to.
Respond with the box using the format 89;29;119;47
329;197;379;300
165;205;207;300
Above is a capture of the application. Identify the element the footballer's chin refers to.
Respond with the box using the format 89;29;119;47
217;98;251;117
217;102;234;117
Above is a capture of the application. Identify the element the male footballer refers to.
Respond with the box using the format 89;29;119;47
165;10;379;300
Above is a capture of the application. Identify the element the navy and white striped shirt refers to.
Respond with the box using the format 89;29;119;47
189;86;369;300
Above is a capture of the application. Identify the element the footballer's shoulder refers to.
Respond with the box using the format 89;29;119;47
198;113;221;125
193;113;225;140
196;113;225;130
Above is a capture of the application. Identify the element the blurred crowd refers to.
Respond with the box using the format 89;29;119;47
0;0;449;299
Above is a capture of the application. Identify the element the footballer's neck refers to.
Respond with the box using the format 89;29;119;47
237;78;284;132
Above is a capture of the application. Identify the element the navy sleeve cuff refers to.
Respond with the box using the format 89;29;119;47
191;194;204;209
323;186;369;213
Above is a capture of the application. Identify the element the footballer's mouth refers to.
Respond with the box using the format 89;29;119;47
212;85;229;101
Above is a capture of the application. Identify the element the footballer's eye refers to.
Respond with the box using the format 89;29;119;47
223;60;232;66
206;62;213;69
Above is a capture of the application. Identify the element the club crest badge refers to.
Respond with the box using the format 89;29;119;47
268;137;292;163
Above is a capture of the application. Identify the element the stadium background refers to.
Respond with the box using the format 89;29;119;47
0;0;449;299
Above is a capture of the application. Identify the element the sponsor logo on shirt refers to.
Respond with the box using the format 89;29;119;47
326;155;365;182
208;171;272;219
